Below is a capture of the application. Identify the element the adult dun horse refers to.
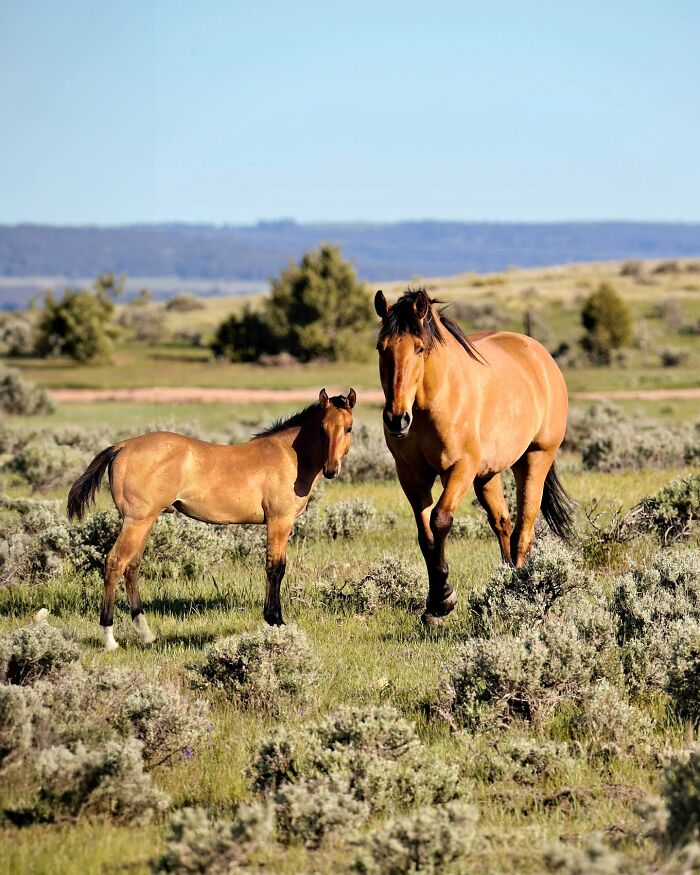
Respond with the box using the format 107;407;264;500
67;389;356;650
375;288;574;624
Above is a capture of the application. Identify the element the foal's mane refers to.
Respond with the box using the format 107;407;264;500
379;288;486;363
255;395;351;437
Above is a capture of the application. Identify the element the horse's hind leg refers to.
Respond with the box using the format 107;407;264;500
474;474;513;565
100;516;156;650
263;517;294;626
510;449;554;567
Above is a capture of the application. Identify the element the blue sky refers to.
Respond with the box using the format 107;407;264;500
0;0;698;224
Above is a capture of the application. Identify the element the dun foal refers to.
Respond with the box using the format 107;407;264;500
68;388;356;650
375;288;574;624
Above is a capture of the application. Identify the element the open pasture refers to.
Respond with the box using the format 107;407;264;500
1;387;699;874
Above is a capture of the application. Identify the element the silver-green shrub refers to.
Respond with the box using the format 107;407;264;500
666;620;700;725
343;423;396;482
250;706;459;817
349;801;478;875
197;624;317;712
274;777;369;847
571;679;653;760
36;738;169;822
152;804;275;874
324;500;377;539
319;556;424;614
634;474;700;544
459;734;575;785
652;747;700;847
0;367;54;415
543;837;627;874
469;540;587;634
0;622;80;685
0;684;32;769
0;498;71;586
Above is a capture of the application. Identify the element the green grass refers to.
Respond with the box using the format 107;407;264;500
1;392;697;873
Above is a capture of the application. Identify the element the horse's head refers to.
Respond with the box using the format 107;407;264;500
318;387;356;478
374;288;439;437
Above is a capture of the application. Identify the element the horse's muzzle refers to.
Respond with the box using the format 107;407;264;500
383;409;412;437
323;464;340;479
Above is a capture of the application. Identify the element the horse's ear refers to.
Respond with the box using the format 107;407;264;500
374;290;389;318
319;388;329;408
413;291;429;321
347;388;357;409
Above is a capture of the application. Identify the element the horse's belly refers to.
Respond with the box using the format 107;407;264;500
175;490;265;525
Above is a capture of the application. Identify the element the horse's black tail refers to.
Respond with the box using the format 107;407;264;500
67;445;121;521
540;462;577;544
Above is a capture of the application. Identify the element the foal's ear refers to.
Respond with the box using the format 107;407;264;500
347;388;357;409
319;388;329;408
413;291;429;321
374;290;389;318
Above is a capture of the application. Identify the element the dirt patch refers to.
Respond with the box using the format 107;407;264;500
47;387;700;405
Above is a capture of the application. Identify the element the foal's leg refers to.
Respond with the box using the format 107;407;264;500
263;517;294;626
423;458;477;621
474;474;513;564
100;516;156;650
511;449;554;567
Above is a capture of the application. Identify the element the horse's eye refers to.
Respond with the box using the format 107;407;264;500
417;346;425;355
346;427;352;434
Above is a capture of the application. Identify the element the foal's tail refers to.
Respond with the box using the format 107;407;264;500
67;445;121;521
540;462;577;544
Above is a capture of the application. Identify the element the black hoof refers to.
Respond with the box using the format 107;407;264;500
264;613;285;627
422;590;457;624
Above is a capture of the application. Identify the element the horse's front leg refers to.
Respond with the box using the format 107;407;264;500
263;517;294;626
423;458;477;624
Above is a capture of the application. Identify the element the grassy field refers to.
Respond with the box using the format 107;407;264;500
1;391;699;874
1;258;699;874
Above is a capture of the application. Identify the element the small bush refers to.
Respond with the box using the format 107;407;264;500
344;423;396;482
0;499;71;586
571;679;653;760
165;294;205;312
274;778;369;847
666;621;700;725
543;837;626;874
468;540;586;634
319;556;424;614
0;622;80;686
349;801;478;875
580;283;633;365
36;738;169;822
6;435;93;491
635;474;700;544
324;500;377;539
0;313;35;357
661;348;690;368
112;681;210;768
0;684;33;769
459;734;574;785
0;368;54;415
196;625;317;712
655;747;700;847
250;706;458;816
152;804;275;874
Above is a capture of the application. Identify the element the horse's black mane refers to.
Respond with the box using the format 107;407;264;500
255;395;351;437
379;288;485;363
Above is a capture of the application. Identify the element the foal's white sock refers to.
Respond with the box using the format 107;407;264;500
132;613;156;645
100;625;119;652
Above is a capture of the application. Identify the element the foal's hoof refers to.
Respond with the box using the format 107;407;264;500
264;613;285;627
422;590;457;625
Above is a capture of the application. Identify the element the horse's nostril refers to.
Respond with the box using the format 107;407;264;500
401;412;411;428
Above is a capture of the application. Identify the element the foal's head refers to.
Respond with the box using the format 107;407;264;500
374;288;439;436
318;387;356;478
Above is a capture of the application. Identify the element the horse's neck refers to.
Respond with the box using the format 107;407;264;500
418;329;471;407
282;423;326;478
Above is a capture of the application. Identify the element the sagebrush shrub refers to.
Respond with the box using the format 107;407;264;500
319;556;424;614
543;837;626;874
0;498;71;586
459;734;575;785
36;738;169;822
152;804;275;874
324;500;377;539
0;367;54;415
438;616;615;730
349;801;478;875
666;621;700;725
250;706;459;816
655;747;700;847
343;423;396;482
469;540;586;634
634;474;700;544
0;684;32;769
197;625;317;712
0;622;80;685
571;679;653;760
274;777;369;847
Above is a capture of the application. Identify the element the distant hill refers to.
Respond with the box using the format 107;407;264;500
0;221;698;306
